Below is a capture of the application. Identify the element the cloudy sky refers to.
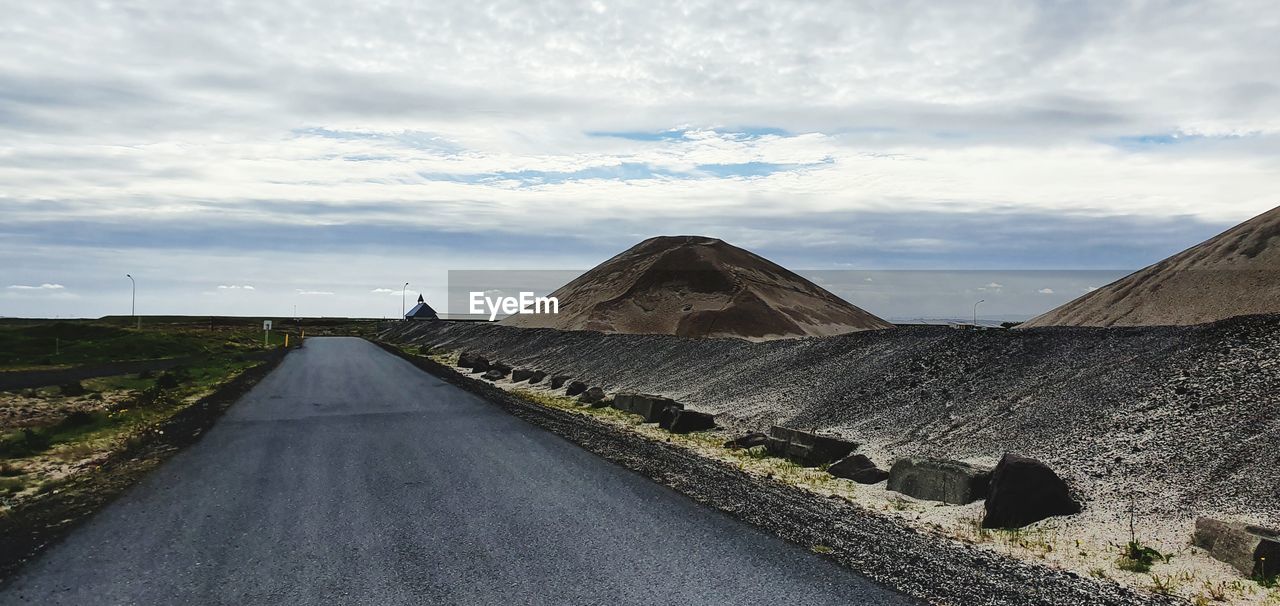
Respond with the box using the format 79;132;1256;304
2;0;1277;319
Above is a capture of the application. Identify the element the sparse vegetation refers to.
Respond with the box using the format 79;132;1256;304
1118;540;1169;573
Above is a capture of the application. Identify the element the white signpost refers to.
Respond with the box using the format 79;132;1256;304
263;320;272;346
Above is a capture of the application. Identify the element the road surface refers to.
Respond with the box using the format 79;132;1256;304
1;337;913;605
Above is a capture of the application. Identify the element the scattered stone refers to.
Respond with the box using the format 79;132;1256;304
724;432;769;449
550;375;571;389
887;457;992;505
982;453;1081;529
527;370;546;384
59;381;87;397
481;369;505;381
766;426;858;467
657;405;682;430
511;368;534;382
578;386;605;404
611;392;637;412
1193;517;1280;578
627;394;682;423
668;409;715;434
828;454;890;484
847;467;890;484
565;381;587;397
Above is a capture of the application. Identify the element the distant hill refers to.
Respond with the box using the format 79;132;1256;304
499;235;893;340
1021;205;1280;328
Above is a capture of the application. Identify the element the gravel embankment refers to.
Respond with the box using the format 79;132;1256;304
380;344;1183;606
383;316;1280;528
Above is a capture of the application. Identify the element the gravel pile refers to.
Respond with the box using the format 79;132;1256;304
383;345;1182;606
384;314;1280;526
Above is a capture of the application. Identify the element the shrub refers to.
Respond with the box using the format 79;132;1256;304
155;373;181;390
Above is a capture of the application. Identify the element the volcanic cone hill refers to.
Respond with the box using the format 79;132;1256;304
498;235;893;340
1022;205;1280;328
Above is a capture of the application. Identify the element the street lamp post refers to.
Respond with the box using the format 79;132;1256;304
126;274;138;329
973;299;984;328
402;282;409;320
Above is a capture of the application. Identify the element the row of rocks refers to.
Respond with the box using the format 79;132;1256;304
724;427;1080;529
454;352;718;435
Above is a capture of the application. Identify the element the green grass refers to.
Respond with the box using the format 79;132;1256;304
0;355;256;460
1117;540;1169;573
0;321;296;369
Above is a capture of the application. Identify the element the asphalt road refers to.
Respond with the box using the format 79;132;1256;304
1;337;913;605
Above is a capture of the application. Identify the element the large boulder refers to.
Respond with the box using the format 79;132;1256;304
469;356;491;373
550;375;571;389
828;454;889;484
578;386;605;405
511;368;534;382
490;362;512;376
982;453;1081;528
887;457;992;505
668;410;715;434
766;427;858;467
481;369;505;381
565;381;587;397
724;432;769;449
457;351;478;368
1193;518;1280;578
527;370;547;384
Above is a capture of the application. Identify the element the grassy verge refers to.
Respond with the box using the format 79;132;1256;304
0;348;291;580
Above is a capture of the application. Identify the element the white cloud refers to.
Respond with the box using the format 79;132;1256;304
0;1;1276;318
1038;288;1055;294
8;283;65;290
217;284;255;290
1085;286;1099;292
370;288;396;293
986;282;1004;289
296;289;334;296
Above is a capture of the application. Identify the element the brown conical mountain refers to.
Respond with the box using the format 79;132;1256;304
500;236;893;340
1021;205;1280;328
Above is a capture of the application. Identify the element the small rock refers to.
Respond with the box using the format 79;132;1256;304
565;381;587;397
668;409;715;434
490;362;512;376
828;454;890;484
657;405;682;430
550;375;571;389
724;432;769;449
982;453;1081;528
578;386;605;404
511;369;533;382
469;356;491;373
481;369;505;381
527;370;546;384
